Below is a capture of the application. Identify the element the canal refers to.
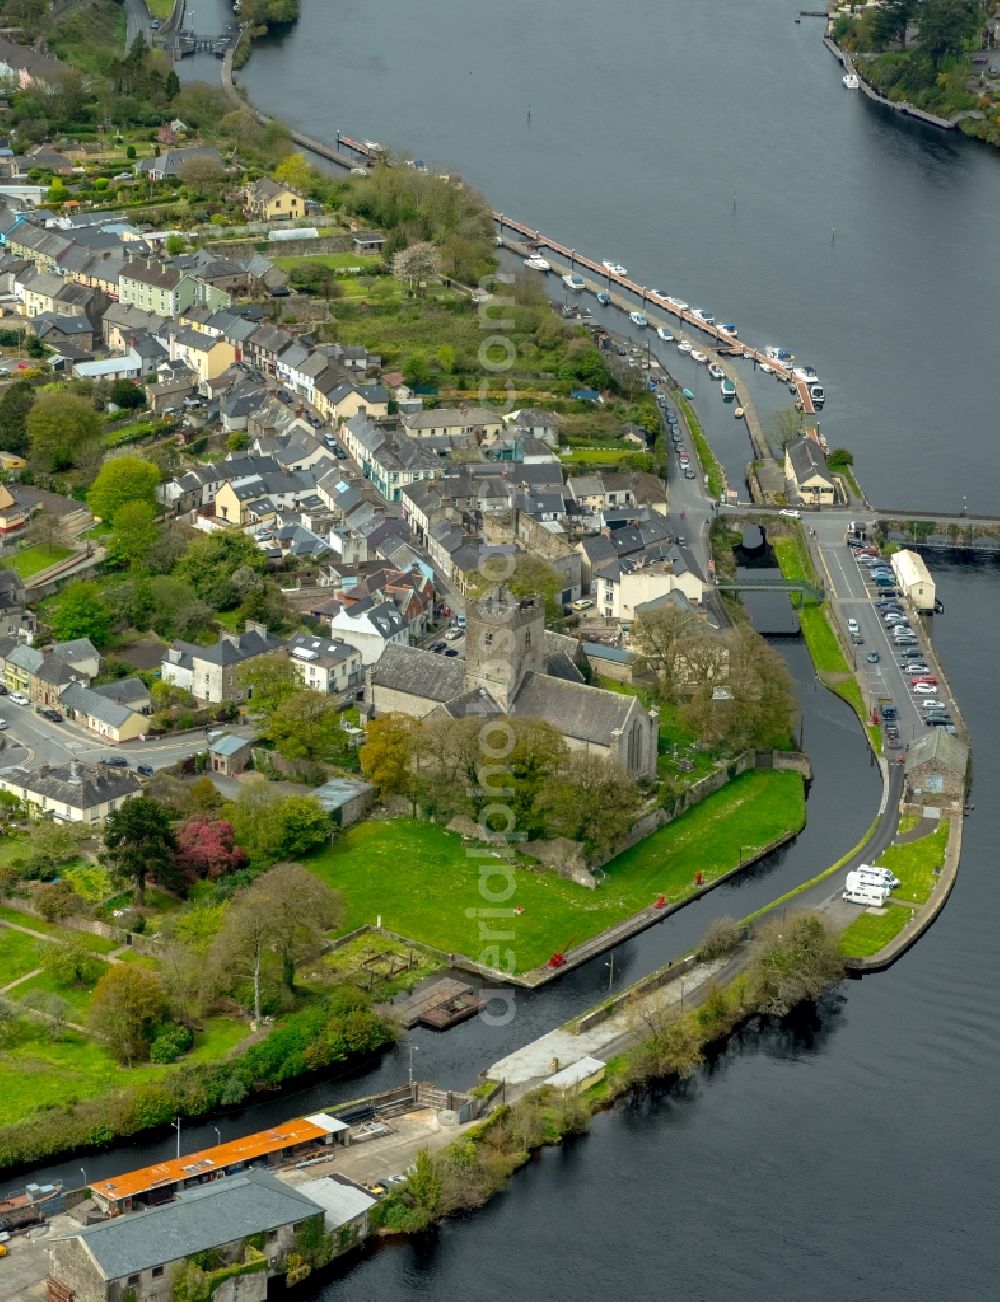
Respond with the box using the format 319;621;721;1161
141;1;1000;1295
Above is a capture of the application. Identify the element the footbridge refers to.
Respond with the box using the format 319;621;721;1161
715;576;825;603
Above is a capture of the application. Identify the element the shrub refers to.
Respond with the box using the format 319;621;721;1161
695;916;744;962
150;1024;194;1064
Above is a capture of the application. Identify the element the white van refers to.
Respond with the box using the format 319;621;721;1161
843;870;890;906
856;863;900;890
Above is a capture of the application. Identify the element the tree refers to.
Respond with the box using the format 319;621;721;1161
272;150;313;193
226;786;331;866
41;939;105;988
360;714;418;799
25;818;87;878
26;392;101;471
632;604;709;699
176;155;226;195
102;797;177;906
266;690;343;761
917;0;978;66
744;912;844;1017
768;404;803;452
533;753;641;856
392;241;441;287
173;819;247;889
627;1003;704;1086
25;507;70;553
107;500;159;572
0;379;35;455
91;964;169;1066
109;379;146;410
33;880;81;921
20;989;72;1041
176;531;266;607
50;580;112;647
247;862;343;991
164;234;186;256
87;455;160;523
681;624;796;753
236;651;300;716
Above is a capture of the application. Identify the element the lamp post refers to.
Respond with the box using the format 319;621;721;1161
213;1127;222;1146
605;953;615;991
80;1168;88;1191
170;1116;181;1160
408;1043;418;1087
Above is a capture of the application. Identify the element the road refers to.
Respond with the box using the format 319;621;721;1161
0;701;254;773
124;0;151;49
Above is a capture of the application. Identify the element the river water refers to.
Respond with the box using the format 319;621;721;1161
152;2;1000;1295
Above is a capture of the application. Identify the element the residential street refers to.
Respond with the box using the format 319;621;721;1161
124;0;151;49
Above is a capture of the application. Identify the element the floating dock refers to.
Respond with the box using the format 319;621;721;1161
381;978;484;1030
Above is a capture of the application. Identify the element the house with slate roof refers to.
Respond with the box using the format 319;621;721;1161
367;589;657;778
161;621;284;704
0;759;141;823
48;1168;324;1302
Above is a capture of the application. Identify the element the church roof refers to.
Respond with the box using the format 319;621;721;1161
511;671;640;746
369;644;466;702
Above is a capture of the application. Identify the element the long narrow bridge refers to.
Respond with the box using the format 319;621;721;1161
716;576;826;603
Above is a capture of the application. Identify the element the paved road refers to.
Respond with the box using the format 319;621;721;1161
124;0;151;49
0;702;253;773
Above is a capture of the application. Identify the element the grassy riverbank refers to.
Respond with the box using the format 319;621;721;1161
678;396;725;498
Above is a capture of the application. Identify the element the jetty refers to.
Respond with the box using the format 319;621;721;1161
378;977;484;1030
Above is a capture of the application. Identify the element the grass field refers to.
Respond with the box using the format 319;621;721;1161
839;905;910;958
0;927;45;988
4;543;73;579
881;819;949;905
560;448;628;465
678;395;725;498
273;252;383;272
0;906;118;953
307;771;805;971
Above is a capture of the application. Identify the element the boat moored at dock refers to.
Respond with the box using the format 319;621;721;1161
629;310;648;327
707;362;725;380
562;273;585;291
721;377;737;399
595;290;611;304
524;254;551;271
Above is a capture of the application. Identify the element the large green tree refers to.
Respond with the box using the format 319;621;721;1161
917;0;979;65
107;500;160;572
265;691;344;762
90;964;169;1066
102;797;177;906
0;380;35;455
176;531;266;607
26;392;101;471
50;580;112;647
226;786;331;866
87;455;160;523
237;651;300;716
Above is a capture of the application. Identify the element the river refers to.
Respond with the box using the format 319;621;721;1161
158;2;1000;1295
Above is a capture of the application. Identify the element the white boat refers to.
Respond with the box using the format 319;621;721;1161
523;255;550;272
562;273;585;291
667;297;689;312
720;323;738;336
629;310;648;328
765;346;793;363
656;327;674;342
721;378;737;399
707;363;724;380
692;309;716;325
759;362;774;374
793;365;820;383
843;72;860;89
677;339;692;354
810;384;825;406
601;260;627;277
691;350;708;364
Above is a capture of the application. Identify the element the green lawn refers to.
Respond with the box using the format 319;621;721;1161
560;448;629;465
0;905;118;953
4;543;73;579
881;819;949;905
677;396;725;498
60;861;113;904
147;0;174;17
0;927;45;987
12;966;104;1017
307;771;805;972
839;905;910;958
273;252;383;272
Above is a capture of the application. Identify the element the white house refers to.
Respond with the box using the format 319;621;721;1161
329;599;409;665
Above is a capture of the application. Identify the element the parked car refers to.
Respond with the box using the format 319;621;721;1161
684;468;697;480
912;683;938;695
779;508;801;519
9;692;28;706
444;628;464;641
100;755;129;768
0;718;6;730
443;649;460;657
867;650;880;663
136;764;155;777
429;641;446;653
0;684;7;695
42;709;63;723
571;599;594;611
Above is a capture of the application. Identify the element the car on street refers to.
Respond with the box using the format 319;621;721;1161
910;676;938;688
866;650;880;663
444;649;460;657
851;632;864;644
444;627;464;640
899;648;923;659
684;468;697;479
571;599;594;611
9;692;28;706
912;683;938;694
779;508;800;518
0;718;6;730
0;684;7;695
847;618;860;635
137;764;155;777
41;709;62;723
924;716;954;728
100;755;129;767
429;641;446;653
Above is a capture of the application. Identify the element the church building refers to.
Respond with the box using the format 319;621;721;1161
366;589;657;780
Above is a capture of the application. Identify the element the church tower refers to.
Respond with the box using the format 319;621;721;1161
463;588;545;712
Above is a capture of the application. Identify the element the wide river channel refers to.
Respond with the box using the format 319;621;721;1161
70;1;1000;1295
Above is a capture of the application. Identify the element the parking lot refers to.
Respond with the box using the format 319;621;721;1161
815;523;954;749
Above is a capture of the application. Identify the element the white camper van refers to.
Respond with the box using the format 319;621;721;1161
855;863;900;890
843;870;891;906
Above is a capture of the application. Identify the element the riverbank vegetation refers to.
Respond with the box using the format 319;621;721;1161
677;396;725;498
374;913;843;1233
833;0;1000;144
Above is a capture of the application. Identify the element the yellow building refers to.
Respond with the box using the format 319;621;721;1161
242;178;305;222
169;326;237;384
